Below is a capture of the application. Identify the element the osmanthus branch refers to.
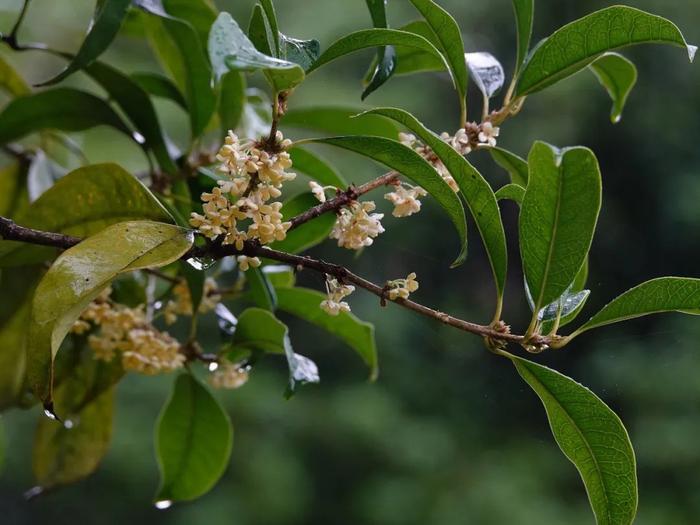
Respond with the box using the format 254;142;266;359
0;214;554;349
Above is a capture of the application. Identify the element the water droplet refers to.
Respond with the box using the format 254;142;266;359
154;499;173;510
208;362;219;372
43;402;61;422
24;486;44;500
215;303;238;335
64;419;74;429
132;131;146;144
186;257;215;271
153;301;163;310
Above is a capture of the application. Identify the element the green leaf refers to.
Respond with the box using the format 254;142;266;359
0;88;132;145
208;12;304;92
33;386;114;490
572;278;700;337
365;107;506;298
160;0;217;47
248;4;275;57
259;0;281;56
0;162;28;218
230;307;286;354
262;265;296;288
288;147;346;187
307;29;448;79
138;0;216;138
489;147;529;186
180;260;205;317
26;221;194;407
279;34;321;72
36;0;131;86
408;0;468;117
246;267;277;311
540;259;590;333
362;0;397;100
510;355;637;525
131;72;188;109
495;183;525;204
310;135;468;267
283;106;399;139
275;287;378;380
218;71;247;136
520;142;601;312
515;6;696;97
155;373;232;502
511;0;534;74
390;20;445;76
0;163;174;267
272;192;335;254
0;54;30;97
590;52;638;124
84;61;177;173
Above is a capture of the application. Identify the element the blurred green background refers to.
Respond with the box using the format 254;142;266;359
1;0;700;523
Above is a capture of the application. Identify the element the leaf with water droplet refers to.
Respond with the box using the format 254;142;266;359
466;52;505;99
155;373;232;502
589;52;638;124
26;221;193;408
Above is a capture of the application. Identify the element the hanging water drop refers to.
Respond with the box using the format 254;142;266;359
43;402;61;422
208;362;219;372
186;257;215;271
24;486;44;500
154;499;173;510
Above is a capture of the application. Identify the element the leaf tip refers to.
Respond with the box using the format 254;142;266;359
688;44;698;63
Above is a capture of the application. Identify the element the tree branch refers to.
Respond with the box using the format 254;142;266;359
0;216;80;249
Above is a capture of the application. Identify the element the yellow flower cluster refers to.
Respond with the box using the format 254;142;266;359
387;272;419;300
72;288;185;375
330;200;385;250
208;360;249;390
164;277;221;325
189;131;295;255
384;183;428;218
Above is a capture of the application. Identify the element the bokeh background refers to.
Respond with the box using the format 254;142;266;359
1;0;699;523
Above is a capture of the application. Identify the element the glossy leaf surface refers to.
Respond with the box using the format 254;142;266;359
590;52;638;124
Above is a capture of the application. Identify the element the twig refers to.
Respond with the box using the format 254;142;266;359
0;216;80;249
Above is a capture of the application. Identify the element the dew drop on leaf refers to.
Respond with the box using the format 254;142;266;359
154;499;173;510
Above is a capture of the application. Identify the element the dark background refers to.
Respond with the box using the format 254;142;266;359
1;0;699;523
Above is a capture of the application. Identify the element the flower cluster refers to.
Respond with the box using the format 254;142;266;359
189;131;295;249
399;120;501;192
330;200;385;250
72;288;185;374
209;360;250;390
386;272;419;301
164;277;221;325
320;276;355;315
384;183;427;218
309;181;333;203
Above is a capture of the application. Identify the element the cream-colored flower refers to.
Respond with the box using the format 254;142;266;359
209;360;249;389
309;181;327;203
478;121;500;147
330;200;384;250
164;278;221;325
387;272;419;301
384;184;428;217
320;276;355;315
237;255;261;271
122;329;185;375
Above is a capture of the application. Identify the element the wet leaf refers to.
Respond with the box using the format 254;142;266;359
131;72;187;109
510;355;637;525
26;221;193;407
390;20;444;76
37;0;131;86
466;52;505;98
272;193;335;254
495;183;524;204
0;88;132;145
283;106;399;139
248;4;275;56
308;28;448;80
288;147;346;188
284;346;319;398
0;163;173;267
515;6;696;97
218;71;247;137
259;0;281;56
408;0;468;114
27;150;67;202
366;107;506;297
209;12;304;92
279;34;321;72
160;0;217;47
520;142;601;312
511;0;534;74
311;135;468;267
275;287;377;380
489;147;528;186
246;267;277;311
155;374;232;502
572;278;700;337
590;52;638;124
229;307;286;354
0;54;30;97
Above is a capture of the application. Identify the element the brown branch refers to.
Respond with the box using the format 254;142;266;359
0;214;553;349
289;171;399;231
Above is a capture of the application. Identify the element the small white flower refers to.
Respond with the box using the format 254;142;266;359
320;276;355;315
237;256;261;272
309;181;327;203
330;200;384;250
387;272;419;301
478;121;500;147
384;185;428;218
